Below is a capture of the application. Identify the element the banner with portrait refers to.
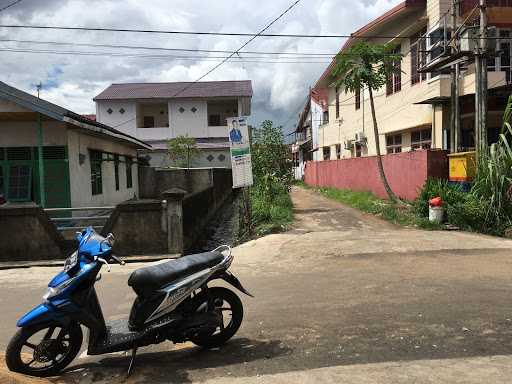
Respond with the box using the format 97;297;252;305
227;116;253;188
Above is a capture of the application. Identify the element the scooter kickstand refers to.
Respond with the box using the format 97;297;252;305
127;346;138;377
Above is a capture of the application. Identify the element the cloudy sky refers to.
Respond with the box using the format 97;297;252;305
0;0;401;134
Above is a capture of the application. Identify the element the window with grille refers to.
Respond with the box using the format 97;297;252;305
143;116;155;128
8;165;32;201
411;28;428;85
43;146;67;160
355;87;361;110
386;45;402;95
322;110;329;124
208;114;221;126
411;128;432;150
114;154;120;191
323;146;331;161
354;143;363;158
386;134;403;154
126;157;133;189
7;147;32;161
492;29;512;83
90;150;103;195
0;166;4;196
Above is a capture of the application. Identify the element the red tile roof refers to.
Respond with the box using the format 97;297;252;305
81;114;96;121
94;80;253;101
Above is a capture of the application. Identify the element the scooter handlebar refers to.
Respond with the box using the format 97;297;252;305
110;254;125;266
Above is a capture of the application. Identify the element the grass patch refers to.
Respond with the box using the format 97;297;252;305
251;187;294;236
299;183;441;230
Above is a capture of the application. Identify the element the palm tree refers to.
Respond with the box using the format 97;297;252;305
332;42;401;202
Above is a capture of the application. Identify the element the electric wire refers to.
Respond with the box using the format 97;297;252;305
112;0;303;128
0;24;504;39
0;0;22;13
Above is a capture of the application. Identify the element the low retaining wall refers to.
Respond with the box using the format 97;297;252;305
139;167;231;198
304;150;448;200
102;200;167;256
0;203;67;261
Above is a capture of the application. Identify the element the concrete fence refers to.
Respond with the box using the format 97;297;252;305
304;149;449;201
0;203;68;261
138;167;230;198
0;167;234;262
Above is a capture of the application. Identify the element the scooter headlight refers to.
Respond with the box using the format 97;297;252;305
42;278;75;301
42;287;59;301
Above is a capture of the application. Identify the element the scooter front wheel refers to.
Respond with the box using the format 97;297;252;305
6;322;82;377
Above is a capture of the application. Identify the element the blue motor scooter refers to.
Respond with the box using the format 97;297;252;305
6;227;252;377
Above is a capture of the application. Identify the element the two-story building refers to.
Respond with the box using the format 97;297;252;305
291;88;327;179
312;0;512;161
94;80;253;168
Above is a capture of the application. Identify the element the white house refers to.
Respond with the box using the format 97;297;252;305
292;88;328;179
93;80;253;168
0;81;150;208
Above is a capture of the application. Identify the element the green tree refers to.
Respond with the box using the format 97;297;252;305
252;120;293;200
332;42;402;202
167;135;200;168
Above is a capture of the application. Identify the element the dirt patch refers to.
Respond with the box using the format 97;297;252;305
0;355;51;384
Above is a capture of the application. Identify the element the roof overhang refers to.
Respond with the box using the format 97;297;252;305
0;81;151;150
63;116;151;149
414;96;450;105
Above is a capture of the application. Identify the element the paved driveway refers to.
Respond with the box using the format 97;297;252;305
1;186;512;383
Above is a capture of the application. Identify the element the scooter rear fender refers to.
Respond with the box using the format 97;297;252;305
212;271;254;297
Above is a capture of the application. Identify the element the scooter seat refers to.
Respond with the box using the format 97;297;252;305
128;251;224;297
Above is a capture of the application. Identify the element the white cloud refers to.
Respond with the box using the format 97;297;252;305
0;0;402;132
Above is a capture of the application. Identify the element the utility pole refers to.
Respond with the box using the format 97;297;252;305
450;0;460;153
36;82;46;207
475;0;488;155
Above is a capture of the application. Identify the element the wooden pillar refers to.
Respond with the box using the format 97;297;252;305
162;188;187;255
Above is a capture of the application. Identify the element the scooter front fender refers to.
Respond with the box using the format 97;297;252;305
17;303;69;328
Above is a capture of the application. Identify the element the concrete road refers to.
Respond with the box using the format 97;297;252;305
1;186;512;383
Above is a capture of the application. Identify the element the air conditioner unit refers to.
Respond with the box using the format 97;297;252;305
460;27;497;54
460;27;478;53
344;140;354;150
354;131;366;143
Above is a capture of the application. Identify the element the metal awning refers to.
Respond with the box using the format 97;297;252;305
418;52;472;73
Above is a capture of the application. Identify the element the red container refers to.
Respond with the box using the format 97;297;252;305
429;197;443;207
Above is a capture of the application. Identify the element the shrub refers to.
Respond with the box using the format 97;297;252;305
469;95;512;234
415;178;465;218
250;120;294;235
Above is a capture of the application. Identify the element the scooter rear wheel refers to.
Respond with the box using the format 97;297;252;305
6;322;82;377
189;287;243;348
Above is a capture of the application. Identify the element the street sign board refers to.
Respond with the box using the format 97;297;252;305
227;116;253;188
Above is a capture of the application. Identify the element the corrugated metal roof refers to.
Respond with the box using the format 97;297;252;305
94;80;253;101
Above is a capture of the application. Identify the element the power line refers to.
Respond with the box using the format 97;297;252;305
0;24;504;40
112;0;303;129
0;47;333;62
0;0;22;13
169;0;303;99
0;38;337;56
0;24;395;38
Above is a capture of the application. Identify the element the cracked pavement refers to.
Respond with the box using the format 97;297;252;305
1;186;512;383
